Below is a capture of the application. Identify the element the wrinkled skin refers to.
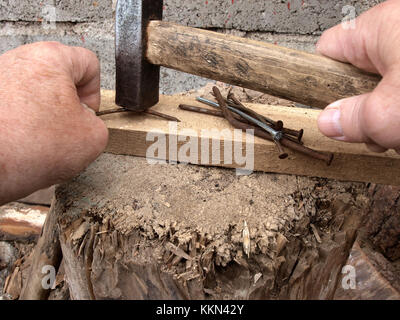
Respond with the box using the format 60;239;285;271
317;0;400;154
0;42;108;205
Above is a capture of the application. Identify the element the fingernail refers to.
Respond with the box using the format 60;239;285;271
81;102;96;115
326;100;342;109
332;136;347;141
318;107;344;138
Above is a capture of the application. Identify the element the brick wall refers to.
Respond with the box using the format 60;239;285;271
0;0;384;93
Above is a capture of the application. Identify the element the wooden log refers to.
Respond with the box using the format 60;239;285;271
54;154;374;300
334;185;400;300
146;21;381;109
363;185;400;261
19;199;63;300
52;156;400;300
334;239;400;300
100;90;400;186
3;262;23;299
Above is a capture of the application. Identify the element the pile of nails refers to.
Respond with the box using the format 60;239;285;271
179;86;333;165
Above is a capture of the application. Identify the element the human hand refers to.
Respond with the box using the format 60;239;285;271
0;42;108;205
316;0;400;154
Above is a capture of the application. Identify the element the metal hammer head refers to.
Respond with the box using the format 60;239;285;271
115;0;163;111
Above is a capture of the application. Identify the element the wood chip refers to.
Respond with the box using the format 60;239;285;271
165;242;193;261
310;223;322;244
243;221;251;258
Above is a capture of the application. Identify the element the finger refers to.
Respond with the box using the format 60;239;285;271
316;8;380;74
81;102;96;115
65;46;101;111
318;68;400;150
317;95;367;142
360;68;400;149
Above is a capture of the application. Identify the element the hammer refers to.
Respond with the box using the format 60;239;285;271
115;0;380;112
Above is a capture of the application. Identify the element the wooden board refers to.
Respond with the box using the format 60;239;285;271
100;90;400;186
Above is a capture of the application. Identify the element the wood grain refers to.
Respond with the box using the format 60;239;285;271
146;21;381;109
333;240;400;300
100;90;400;185
20;200;62;300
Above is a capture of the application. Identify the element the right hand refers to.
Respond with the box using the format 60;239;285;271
316;0;400;154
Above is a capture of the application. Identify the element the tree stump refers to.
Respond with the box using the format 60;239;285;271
333;184;400;300
47;153;400;300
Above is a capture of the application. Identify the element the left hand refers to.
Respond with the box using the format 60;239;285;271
0;42;108;205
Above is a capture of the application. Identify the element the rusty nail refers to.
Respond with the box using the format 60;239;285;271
281;137;334;165
227;93;303;141
96;108;180;122
283;128;304;142
197;97;283;141
274;140;289;159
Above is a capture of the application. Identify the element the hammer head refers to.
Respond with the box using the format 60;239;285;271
115;0;163;111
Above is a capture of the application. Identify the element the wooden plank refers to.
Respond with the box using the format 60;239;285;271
100;90;400;185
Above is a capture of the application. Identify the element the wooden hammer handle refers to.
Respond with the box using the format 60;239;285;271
146;21;381;109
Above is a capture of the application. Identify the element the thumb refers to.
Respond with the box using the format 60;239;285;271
317;94;368;142
318;69;400;153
